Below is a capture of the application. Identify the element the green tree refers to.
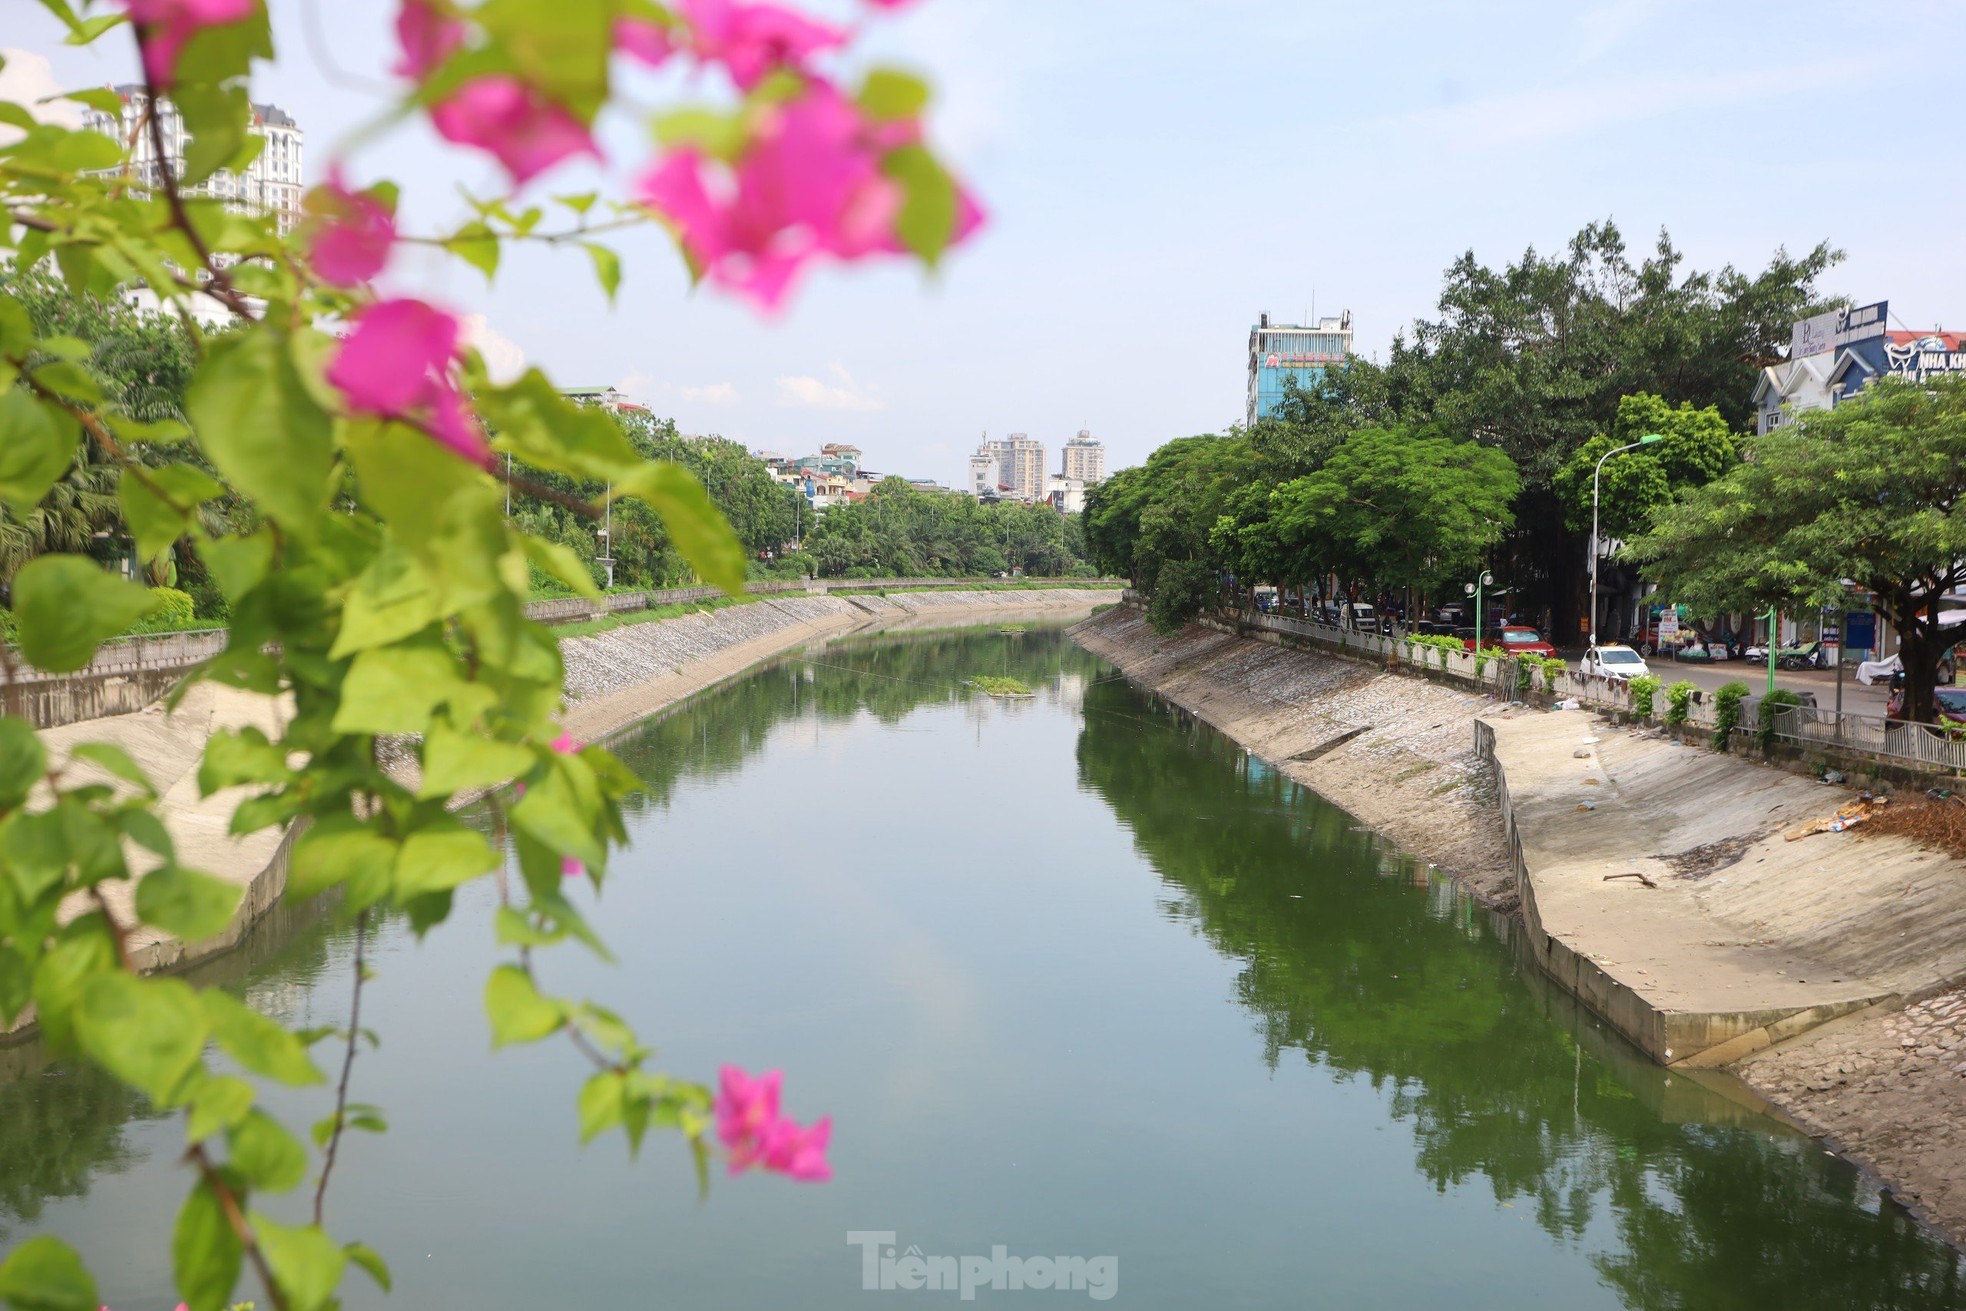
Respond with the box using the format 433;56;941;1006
1269;425;1519;607
1631;377;1966;723
1552;393;1739;541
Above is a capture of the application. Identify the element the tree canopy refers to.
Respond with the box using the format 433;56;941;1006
1632;377;1966;721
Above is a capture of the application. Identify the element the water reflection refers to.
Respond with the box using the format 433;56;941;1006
1072;679;1966;1308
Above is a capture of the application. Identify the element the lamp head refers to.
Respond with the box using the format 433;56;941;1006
1480;571;1493;586
1638;433;1664;445
1463;583;1475;596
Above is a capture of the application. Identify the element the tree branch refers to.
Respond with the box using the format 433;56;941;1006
188;1142;292;1311
136;68;262;323
313;908;368;1226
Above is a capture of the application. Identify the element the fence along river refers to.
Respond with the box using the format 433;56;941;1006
1;626;1961;1308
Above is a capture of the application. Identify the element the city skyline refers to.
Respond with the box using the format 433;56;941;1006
6;1;1963;487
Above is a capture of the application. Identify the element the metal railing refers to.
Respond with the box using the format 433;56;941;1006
1767;702;1966;772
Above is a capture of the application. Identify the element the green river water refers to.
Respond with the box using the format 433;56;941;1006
2;625;1963;1308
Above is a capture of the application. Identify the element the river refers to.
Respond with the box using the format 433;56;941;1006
2;625;1962;1308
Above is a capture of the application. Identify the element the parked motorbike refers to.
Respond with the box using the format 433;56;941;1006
1776;641;1828;671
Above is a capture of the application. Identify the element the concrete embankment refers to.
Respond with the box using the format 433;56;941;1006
1074;602;1966;1248
1070;605;1515;903
4;587;1119;1042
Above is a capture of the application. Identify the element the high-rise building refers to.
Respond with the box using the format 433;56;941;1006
1246;310;1352;427
82;87;304;235
973;433;1046;501
1060;430;1106;484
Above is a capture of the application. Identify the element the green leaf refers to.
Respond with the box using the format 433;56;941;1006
883;144;960;267
0;717;48;810
173;1179;243;1311
202;988;326;1086
418;721;536;799
287;816;399;909
581;241;621;305
227;1109;308;1191
115;806;175;860
186;329;334;532
651;107;746;161
331;640;464;736
615;461;746;593
484;963;565;1047
0;1235;97;1311
199;530;275;603
477;0;613;119
185;1073;256;1141
135;865;241;941
120;464;226;562
519;534;603;600
72;973;208;1106
11;554;160;672
251;1215;346;1311
330;538;440;658
0;388;80;511
66;742;153;796
509;758;604;870
858;67;931;121
392;822;499;900
578;1069;624;1144
197;726;289;796
446;220;501;281
344;1242;392;1293
54;86;124;114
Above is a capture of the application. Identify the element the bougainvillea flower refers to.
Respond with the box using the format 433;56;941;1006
561;856;584;879
614;16;676;68
714;1064;832;1180
302;176;396;286
121;0;259;87
682;0;844;90
326;299;490;463
551;730;580;754
392;0;468;79
756;1113;833;1181
636;80;979;311
430;76;599;187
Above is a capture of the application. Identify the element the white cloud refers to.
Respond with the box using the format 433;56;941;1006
0;48;87;146
1394;57;1881;151
681;381;739;405
775;361;882;412
459;314;526;384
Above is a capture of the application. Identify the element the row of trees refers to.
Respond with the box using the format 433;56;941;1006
1087;221;1836;636
801;478;1092;579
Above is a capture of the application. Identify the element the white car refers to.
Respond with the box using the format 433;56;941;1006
1581;644;1651;680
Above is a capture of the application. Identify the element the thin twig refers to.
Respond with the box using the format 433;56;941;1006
313;908;368;1225
88;885;138;971
136;66;261;322
188;1143;292;1311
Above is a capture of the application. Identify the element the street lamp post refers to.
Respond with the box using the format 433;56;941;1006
1589;433;1664;646
1464;569;1494;671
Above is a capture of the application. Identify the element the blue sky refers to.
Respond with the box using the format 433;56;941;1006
7;1;1965;486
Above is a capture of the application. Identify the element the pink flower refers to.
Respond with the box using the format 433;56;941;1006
636;80;980;311
430;76;599;188
121;0;258;87
615;17;676;68
393;0;468;80
715;1064;832;1181
326;299;490;464
680;0;843;90
551;730;580;754
303;176;395;286
561;856;584;879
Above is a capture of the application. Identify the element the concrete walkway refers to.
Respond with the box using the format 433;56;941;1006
1484;712;1966;1065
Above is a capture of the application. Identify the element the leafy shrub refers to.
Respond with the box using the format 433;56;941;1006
1664;679;1697;726
1758;688;1804;753
1712;680;1750;751
1629;674;1660;718
124;587;203;634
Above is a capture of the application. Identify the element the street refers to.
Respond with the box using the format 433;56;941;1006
1562;650;1896;716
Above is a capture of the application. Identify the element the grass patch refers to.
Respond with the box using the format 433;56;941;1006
1391;761;1440;784
551;593;760;637
968;675;1034;697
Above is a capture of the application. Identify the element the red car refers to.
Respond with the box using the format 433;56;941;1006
1462;626;1558;657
